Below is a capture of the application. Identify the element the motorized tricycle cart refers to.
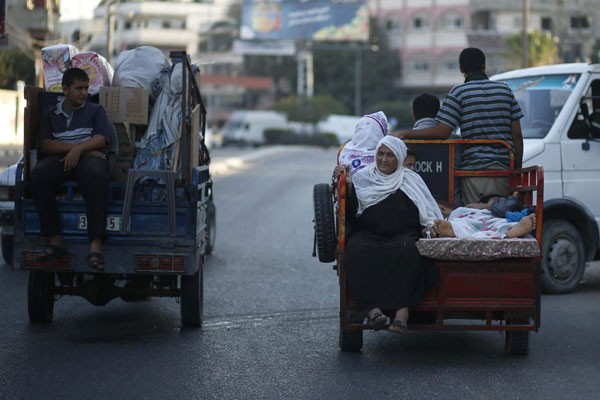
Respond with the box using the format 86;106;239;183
14;51;213;327
313;139;543;355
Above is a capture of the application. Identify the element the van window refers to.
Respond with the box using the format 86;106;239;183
569;79;600;139
500;74;580;139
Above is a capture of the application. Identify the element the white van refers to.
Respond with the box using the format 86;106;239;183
317;114;363;143
221;110;288;146
491;63;600;293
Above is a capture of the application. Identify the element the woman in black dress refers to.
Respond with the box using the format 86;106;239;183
341;136;442;334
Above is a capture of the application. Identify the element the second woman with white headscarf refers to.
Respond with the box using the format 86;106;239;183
344;135;440;335
338;111;388;175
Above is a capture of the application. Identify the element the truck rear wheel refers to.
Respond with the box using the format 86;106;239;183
27;271;55;323
206;200;216;255
313;183;336;263
1;231;13;266
504;317;530;356
541;220;586;294
339;325;363;352
180;265;203;328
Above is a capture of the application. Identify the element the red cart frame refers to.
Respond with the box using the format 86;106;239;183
313;140;543;355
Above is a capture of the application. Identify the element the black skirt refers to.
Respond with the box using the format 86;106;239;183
345;189;436;310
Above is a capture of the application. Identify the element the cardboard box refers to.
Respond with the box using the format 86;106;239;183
99;87;149;125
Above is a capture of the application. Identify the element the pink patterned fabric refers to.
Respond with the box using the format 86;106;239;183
416;238;540;261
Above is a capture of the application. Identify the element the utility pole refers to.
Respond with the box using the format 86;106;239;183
522;0;530;68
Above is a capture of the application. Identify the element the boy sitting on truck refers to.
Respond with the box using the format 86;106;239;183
31;67;113;270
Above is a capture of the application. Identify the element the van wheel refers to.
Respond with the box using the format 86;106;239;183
206;200;216;255
28;271;55;323
180;265;203;328
541;220;586;294
313;183;336;263
1;231;13;265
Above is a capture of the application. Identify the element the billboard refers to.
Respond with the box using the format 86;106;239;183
241;0;369;42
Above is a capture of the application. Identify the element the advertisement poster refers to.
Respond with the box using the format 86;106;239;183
241;0;369;42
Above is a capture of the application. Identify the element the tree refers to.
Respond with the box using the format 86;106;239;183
505;30;561;68
275;95;346;124
312;16;400;115
590;40;600;63
0;48;36;89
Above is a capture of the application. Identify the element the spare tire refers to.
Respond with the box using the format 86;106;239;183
313;183;336;263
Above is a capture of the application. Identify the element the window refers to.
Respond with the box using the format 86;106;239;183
412;14;429;30
571;16;590;29
385;16;401;31
440;11;463;29
162;21;171;29
411;57;430;72
541;17;552;31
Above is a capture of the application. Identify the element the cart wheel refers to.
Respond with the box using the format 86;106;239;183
339;325;363;352
1;231;13;266
27;271;55;323
181;265;203;328
504;317;530;356
313;183;336;263
206;200;216;255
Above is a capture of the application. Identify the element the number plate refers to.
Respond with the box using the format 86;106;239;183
78;215;123;231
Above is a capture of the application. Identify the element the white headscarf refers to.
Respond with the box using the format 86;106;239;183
338;111;388;175
353;136;443;226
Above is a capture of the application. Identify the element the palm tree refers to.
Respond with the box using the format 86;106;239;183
506;30;561;68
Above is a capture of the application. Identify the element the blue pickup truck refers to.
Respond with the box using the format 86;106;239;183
12;51;214;327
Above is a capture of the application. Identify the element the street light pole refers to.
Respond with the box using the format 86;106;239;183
522;0;530;68
354;44;362;116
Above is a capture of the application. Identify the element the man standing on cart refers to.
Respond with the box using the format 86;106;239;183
391;47;524;205
31;67;112;270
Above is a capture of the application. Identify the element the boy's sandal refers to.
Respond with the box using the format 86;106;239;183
37;244;67;262
86;252;106;271
388;320;408;335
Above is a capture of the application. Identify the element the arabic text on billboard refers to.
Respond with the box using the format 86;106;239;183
241;0;369;42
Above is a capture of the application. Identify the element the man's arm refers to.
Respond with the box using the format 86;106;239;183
511;120;523;169
389;123;453;140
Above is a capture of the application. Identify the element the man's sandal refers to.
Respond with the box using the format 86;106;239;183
37;244;67;262
86;252;106;271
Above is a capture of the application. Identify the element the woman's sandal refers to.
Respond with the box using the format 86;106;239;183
86;252;106;271
37;244;67;262
369;313;389;331
388;320;408;334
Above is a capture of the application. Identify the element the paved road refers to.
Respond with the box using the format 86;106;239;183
1;146;600;399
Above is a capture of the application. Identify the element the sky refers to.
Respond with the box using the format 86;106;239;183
59;0;102;22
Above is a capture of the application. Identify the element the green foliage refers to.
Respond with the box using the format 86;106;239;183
275;95;347;124
365;100;413;130
243;16;400;116
0;48;36;89
505;30;561;68
313;17;400;114
591;40;600;63
264;128;339;148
